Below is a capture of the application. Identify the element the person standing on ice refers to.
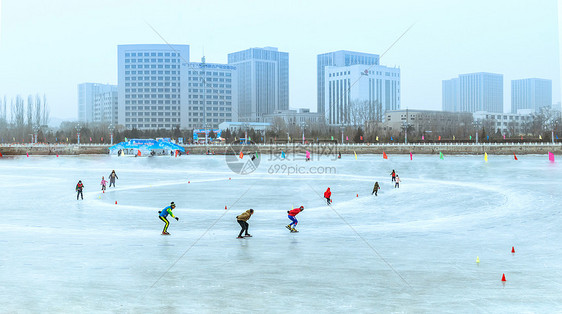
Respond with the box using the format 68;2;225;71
390;170;396;182
236;209;254;238
75;180;84;200
108;170;118;188
286;206;304;233
324;188;332;205
395;175;400;188
100;177;107;192
372;182;380;196
158;202;179;235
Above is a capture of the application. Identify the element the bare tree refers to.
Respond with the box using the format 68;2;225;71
42;94;50;126
35;94;42;127
27;95;34;127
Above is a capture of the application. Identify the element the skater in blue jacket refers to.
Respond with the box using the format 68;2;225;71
159;202;179;235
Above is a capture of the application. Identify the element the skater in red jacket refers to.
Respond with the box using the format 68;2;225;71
324;188;332;205
286;206;304;232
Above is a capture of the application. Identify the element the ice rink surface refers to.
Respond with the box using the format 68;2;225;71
1;153;561;313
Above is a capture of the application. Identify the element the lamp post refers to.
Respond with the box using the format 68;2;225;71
340;125;345;144
75;124;82;145
109;124;115;145
32;125;40;144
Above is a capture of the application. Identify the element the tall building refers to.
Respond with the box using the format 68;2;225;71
324;64;400;125
186;61;238;129
78;83;117;124
117;44;189;130
511;78;552;113
442;78;460;112
443;72;503;113
227;47;289;122
317;51;379;115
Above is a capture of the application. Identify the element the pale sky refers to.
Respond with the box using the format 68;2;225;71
0;0;560;120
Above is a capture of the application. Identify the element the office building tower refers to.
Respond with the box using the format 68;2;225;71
317;51;379;115
227;47;288;122
511;78;552;113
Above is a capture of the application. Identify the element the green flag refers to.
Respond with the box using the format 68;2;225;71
439;152;444;160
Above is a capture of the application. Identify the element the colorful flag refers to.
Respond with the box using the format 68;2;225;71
383;152;388;159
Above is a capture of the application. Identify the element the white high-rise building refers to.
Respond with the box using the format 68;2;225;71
324;64;400;125
186;61;238;129
78;83;117;124
227;47;289;122
317;51;379;115
511;78;552;113
442;78;460;112
118;44;189;130
443;72;503;113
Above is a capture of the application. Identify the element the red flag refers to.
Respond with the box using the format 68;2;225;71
514;153;518;161
383;152;388;159
360;136;363;141
239;151;244;159
438;136;441;141
0;152;3;157
137;150;141;157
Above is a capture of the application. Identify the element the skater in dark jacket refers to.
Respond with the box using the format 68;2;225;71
286;206;304;232
390;170;396;182
236;209;254;238
372;182;380;196
109;170;118;188
324;188;332;205
158;202;179;235
76;180;84;200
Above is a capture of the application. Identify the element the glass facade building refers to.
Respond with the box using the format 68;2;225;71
443;72;503;113
511;78;552;113
228;47;288;122
78;83;118;124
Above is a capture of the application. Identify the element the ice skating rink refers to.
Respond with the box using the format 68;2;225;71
1;153;561;312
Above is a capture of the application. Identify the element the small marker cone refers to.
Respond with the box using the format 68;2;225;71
511;246;515;253
356;194;358;197
501;273;506;282
476;256;480;263
115;201;117;205
188;181;190;184
102;190;105;194
225;205;227;210
229;177;231;180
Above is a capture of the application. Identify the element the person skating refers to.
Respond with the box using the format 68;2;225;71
372;182;380;196
390;170;396;182
109;170;118;188
236;209;254;238
100;176;107;192
76;180;84;200
158;202;179;235
395;175;400;188
324;188;332;205
286;206;304;232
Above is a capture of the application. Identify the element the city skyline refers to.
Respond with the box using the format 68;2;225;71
0;0;560;121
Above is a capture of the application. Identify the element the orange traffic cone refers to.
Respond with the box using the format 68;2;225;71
501;274;506;282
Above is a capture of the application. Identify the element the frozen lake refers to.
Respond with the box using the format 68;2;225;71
0;153;561;312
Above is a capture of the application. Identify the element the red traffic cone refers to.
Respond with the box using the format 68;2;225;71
102;190;105;194
501;273;506;282
225;205;227;210
188;181;190;184
511;246;515;253
356;194;358;197
115;201;117;205
229;177;231;180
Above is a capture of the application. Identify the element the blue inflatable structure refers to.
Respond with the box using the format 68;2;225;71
109;139;185;156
